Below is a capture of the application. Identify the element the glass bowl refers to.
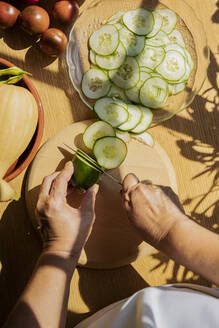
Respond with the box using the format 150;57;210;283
66;0;209;124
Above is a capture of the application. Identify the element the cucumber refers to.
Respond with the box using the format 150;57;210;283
107;11;125;24
179;62;191;82
125;71;151;103
89;25;119;56
83;121;115;150
140;77;168;108
94;97;128;127
156;50;186;81
93;136;127;169
123;8;154;35
82;68;111;99
157;9;177;34
184;48;194;72
145;30;169;47
115;130;131;143
119;27;144;56
136;45;165;69
164;43;185;57
89;50;96;65
107;84;129;102
109;56;140;89
132;131;155;147
147;10;163;38
140;66;153;73
168;29;185;47
118;104;142;131
96;42;126;70
75;152;102;173
131;106;153;134
114;23;124;31
168;82;186;95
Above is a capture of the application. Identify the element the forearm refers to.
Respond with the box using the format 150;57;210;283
160;215;219;285
4;251;78;328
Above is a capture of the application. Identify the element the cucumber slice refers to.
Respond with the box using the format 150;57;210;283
168;82;186;95
125;71;151;103
168;29;185;47
94;97;128;127
184;48;194;72
131;106;153;134
107;11;125;24
96;42;126;70
89;25;119;56
156;50;186;81
132;131;155;147
145;30;169;47
140;66;153;73
147;11;163;38
89;50;96;65
123;8;154;35
83;121;115;150
118;104;142;131
165;43;185;57
140;77;168;109
108;84;129;102
93;136;127;169
150;72;162;78
73;155;102;189
109;56;140;89
157;9;177;34
179;62;191;82
82;68;111;99
115;130;131;143
114;23;123;31
136;45;165;69
119;27;144;56
75;152;102;173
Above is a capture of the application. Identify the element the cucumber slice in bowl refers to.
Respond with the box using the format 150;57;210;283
83;121;115;150
147;10;163;38
107;84;129;102
145;31;169;47
82;68;111;99
123;8;154;35
164;43;185;58
89;50;96;65
96;42;126;70
156;9;177;34
89;25;119;56
109;56;140;89
119;27;144;56
140;77;168;109
168;82;186;95
168;29;185;47
115;130;131;143
107;11;125;24
118;104;142;131
93;136;127;169
156;50;186;82
136;45;165;70
94;97;128;127
125;71;151;103
131;106;153;134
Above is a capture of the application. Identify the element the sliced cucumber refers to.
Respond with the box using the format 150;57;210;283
178;62;191;82
123;8;154;35
157;9;177;34
83;121;115;150
125;71;151;103
147;10;163;38
73;155;102;189
114;23;123;31
94;97;128;127
150;72;162;78
115;130;131;143
168;29;185;47
164;43;185;57
89;50;96;65
118;104;142;131
89;25;119;56
132;131;155;147
156;50;186;81
96;42;126;70
136;45;165;69
93;136;127;169
145;30;169;47
82;68;111;99
108;84;129;101
109;56;140;89
168;82;186;95
131;106;153;133
140;66;153;73
107;11;125;24
140;77;168;108
184;48;194;72
76;151;102;172
119;27;144;56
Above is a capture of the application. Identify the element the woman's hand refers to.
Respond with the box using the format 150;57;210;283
122;173;188;247
36;161;99;257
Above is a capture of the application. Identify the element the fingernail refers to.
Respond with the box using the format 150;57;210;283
90;184;99;194
65;161;72;169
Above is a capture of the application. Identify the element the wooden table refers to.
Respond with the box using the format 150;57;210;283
0;0;218;326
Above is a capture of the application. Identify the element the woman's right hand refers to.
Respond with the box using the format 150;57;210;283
122;173;188;248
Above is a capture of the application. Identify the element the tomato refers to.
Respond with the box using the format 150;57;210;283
52;0;79;26
39;28;67;57
0;2;20;30
19;5;50;35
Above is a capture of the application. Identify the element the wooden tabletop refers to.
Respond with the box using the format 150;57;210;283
0;0;218;326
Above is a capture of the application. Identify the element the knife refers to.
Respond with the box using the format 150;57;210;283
63;143;122;186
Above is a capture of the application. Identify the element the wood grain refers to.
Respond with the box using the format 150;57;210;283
0;0;218;326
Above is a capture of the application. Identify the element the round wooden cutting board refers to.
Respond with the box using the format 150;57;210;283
25;120;177;269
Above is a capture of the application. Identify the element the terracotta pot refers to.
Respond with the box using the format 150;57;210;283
0;58;44;182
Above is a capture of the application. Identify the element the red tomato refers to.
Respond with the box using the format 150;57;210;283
19;5;50;35
52;0;79;26
0;2;20;29
39;28;67;57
